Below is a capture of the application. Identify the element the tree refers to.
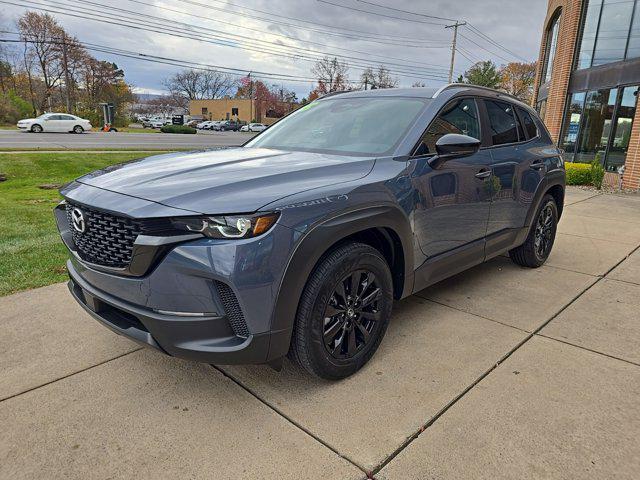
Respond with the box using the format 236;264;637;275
18;12;66;111
360;65;398;90
500;61;537;103
459;60;502;89
162;69;235;104
311;56;349;94
411;81;426;88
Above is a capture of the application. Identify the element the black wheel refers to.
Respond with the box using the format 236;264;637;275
31;124;43;133
509;194;558;268
73;125;84;134
290;242;393;380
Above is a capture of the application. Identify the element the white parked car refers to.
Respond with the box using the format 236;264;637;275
17;113;92;133
150;119;165;129
240;124;249;132
248;123;267;132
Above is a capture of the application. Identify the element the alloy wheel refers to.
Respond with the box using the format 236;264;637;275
322;269;382;359
534;203;555;259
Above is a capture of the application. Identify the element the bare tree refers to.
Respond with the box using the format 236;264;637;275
311;56;349;93
162;69;235;106
18;12;65;111
359;65;398;90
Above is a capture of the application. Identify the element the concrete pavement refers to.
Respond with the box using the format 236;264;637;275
0;129;254;150
1;187;639;479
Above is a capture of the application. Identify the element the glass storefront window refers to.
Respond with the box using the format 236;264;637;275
577;0;603;69
559;92;586;161
627;2;640;60
575;88;618;163
576;0;640;69
606;86;639;172
592;0;635;66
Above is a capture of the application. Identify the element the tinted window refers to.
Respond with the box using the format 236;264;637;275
415;98;480;155
247;97;427;156
60;115;75;120
485;100;519;145
517;108;538;139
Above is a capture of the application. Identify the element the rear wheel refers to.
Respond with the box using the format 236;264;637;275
73;125;84;134
31;124;43;133
290;242;393;380
509;194;558;268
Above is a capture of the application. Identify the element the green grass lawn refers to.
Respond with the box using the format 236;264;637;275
0;152;169;296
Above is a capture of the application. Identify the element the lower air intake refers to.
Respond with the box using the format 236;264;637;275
215;281;250;338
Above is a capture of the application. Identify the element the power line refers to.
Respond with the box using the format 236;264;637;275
356;0;457;22
176;0;448;43
4;0;455;79
316;0;450;26
457;33;513;63
465;23;528;62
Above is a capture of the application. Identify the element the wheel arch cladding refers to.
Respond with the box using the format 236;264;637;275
269;206;413;345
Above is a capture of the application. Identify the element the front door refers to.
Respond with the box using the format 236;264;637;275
411;97;493;260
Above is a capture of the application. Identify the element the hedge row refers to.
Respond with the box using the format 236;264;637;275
565;160;605;189
160;125;197;134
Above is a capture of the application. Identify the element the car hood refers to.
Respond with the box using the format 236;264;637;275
76;147;376;214
18;118;36;123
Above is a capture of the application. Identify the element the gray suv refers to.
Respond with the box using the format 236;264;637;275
55;85;565;379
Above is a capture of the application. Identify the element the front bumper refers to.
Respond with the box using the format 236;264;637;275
55;185;296;365
67;262;284;364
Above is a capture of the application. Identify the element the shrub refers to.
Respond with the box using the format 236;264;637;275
160;125;196;134
590;155;605;190
565;162;591;185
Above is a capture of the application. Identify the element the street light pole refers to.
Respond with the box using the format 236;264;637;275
445;21;466;83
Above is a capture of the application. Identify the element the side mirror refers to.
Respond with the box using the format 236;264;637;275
428;134;481;168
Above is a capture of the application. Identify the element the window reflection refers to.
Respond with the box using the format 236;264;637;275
560;86;639;170
607;87;639;171
575;88;617;163
543;12;561;83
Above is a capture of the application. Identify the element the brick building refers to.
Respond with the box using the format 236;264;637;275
533;0;640;189
189;98;296;125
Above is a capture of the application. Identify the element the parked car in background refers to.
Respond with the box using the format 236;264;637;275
248;123;267;132
55;85;565;380
186;120;199;128
218;120;243;131
149;119;165;129
17;113;92;133
196;121;210;129
240;124;249;132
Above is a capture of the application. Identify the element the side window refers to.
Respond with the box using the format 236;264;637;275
415;98;480;155
485;100;519;145
60;115;75;120
517;107;539;139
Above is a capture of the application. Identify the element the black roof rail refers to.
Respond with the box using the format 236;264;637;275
433;83;521;102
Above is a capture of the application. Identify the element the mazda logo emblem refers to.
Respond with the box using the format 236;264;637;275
71;208;86;233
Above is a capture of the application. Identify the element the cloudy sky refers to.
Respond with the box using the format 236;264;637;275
0;0;547;98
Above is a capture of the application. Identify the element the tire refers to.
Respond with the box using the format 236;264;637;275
31;124;43;133
290;242;394;380
73;125;84;134
509;194;558;268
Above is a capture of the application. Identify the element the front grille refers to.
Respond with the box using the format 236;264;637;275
66;202;171;268
215;281;250;338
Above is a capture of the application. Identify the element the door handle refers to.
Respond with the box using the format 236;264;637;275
475;169;491;179
530;161;545;170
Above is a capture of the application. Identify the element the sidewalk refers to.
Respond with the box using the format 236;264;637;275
1;187;639;479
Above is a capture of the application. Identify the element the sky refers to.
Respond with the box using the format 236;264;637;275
0;0;548;99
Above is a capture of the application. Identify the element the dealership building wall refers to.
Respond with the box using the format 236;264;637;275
533;0;640;189
189;98;296;125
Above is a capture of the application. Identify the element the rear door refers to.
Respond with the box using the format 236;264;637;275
481;100;545;246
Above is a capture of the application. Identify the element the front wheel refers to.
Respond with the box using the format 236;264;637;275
509;194;558;268
73;125;84;134
290;242;394;380
31;124;43;133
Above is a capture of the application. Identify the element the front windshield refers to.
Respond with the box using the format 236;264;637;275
246;96;428;156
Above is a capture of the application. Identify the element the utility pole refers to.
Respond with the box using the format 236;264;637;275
248;71;253;122
445;21;466;83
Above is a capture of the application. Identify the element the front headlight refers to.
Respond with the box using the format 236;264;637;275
171;212;279;239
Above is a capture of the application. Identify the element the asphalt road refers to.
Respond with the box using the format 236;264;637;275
0;129;256;150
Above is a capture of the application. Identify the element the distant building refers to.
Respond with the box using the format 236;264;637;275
189;98;296;124
533;0;640;189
